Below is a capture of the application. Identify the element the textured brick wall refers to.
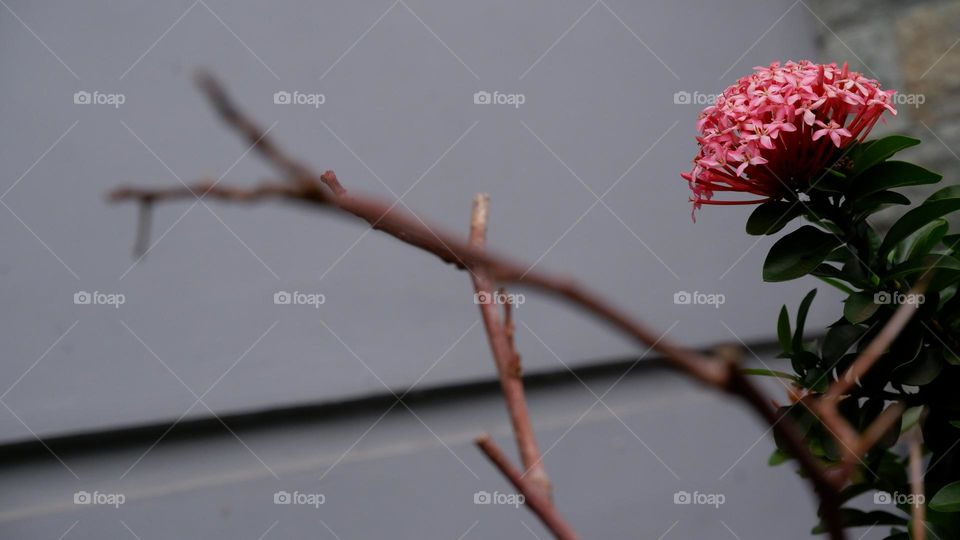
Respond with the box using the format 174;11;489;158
812;0;960;218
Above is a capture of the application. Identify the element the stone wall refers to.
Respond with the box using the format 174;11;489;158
812;0;960;220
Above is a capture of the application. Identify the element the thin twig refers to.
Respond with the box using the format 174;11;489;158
909;430;925;540
475;435;579;540
469;194;551;500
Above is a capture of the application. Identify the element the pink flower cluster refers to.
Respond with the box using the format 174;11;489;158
682;61;897;212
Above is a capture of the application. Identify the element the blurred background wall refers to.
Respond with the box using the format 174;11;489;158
811;0;960;222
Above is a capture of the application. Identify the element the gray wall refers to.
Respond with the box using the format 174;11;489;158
3;358;856;539
0;0;830;440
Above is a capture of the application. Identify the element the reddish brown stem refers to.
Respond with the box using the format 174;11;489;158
469;194;551;500
475;435;579;540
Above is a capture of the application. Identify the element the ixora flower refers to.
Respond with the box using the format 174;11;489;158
681;60;897;213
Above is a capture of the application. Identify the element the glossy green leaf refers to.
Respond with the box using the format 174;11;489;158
885;255;960;282
850;190;911;216
892;348;942;386
791;350;821;376
901;406;924;434
768;449;791;466
930;481;960;512
822;324;866;362
764;226;842;282
880;198;960;257
853;135;921;175
844;291;880;324
896;219;949;263
943;234;960;250
746;201;801;235
850;160;941;198
793;288;818;350
777;306;791;353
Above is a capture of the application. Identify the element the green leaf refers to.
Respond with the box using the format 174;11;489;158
767;448;791;466
812;264;869;289
946;349;960;366
853;135;921;175
793;288;817;350
800;367;829;392
927;184;960;201
895;219;949;263
892;348;942;386
885;255;960;282
880;198;960;257
822;324;866;363
810;173;847;193
930;481;960;512
850;160;941;199
791;350;821;376
901;406;924;434
844;291;880;324
943;234;960;250
777;306;792;353
850;190;911;216
763;226;842;282
746;201;801;235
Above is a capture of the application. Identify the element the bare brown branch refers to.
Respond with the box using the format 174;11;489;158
475;435;579;540
909;429;925;540
469;194;551;500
